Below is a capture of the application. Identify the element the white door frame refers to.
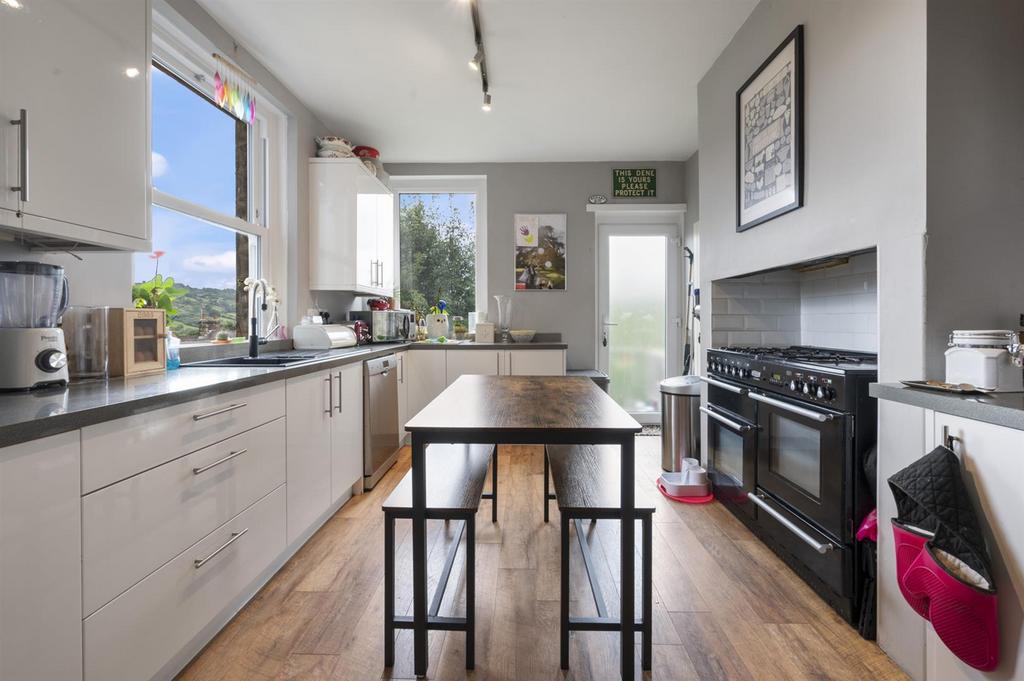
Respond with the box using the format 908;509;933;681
590;204;686;422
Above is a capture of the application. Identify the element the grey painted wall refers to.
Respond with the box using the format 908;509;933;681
384;161;687;370
694;0;927;675
924;0;1024;377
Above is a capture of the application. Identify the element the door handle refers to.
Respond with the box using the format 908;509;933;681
699;406;754;432
747;492;834;554
602;330;608;347
192;402;247;421
699;375;746;395
325;376;334;417
10;109;28;202
336;371;343;413
748;392;834;422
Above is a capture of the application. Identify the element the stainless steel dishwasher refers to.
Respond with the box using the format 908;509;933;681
364;354;401;489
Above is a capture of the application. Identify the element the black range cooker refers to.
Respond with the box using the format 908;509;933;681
702;346;877;632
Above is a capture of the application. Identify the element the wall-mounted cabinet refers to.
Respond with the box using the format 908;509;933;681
0;0;150;251
309;158;394;295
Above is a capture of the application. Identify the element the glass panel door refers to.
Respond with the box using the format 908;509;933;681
598;223;681;421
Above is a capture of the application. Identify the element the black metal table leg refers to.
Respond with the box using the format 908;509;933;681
642;515;653;671
491;446;498;523
411;433;428;677
466;513;476;669
384;513;395;667
619;435;635;679
544;446;550;523
560;510;570;670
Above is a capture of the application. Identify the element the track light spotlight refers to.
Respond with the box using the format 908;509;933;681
481;92;492;112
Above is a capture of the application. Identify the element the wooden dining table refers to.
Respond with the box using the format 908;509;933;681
403;374;643;678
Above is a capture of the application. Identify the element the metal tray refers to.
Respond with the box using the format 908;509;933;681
900;380;994;395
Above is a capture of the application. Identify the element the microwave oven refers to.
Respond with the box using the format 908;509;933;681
347;309;415;342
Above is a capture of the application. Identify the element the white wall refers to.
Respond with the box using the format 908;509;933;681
799;252;878;352
695;0;927;675
384;161;688;370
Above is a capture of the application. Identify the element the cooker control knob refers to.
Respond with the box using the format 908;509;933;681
788;379;798;392
729;366;737;376
803;382;812;395
816;386;826;399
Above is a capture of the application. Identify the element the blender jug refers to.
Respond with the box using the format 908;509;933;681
0;261;70;328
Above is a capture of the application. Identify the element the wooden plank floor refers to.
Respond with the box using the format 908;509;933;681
176;438;909;681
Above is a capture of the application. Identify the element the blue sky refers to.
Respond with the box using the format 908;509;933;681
399;192;476;231
133;66;242;289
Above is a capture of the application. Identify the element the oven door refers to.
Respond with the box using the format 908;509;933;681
703;378;758;520
751;391;850;541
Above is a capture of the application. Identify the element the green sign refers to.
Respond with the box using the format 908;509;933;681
613;168;657;198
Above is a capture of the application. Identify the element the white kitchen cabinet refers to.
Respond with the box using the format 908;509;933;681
0;432;82;681
406;349;446;422
505;349;566;376
446;349;502;385
396;350;409;438
331;362;364;502
309;158;394;295
285;371;334;543
919;411;1024;681
0;0;150;250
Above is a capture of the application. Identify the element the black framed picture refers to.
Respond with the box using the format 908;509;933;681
736;25;804;232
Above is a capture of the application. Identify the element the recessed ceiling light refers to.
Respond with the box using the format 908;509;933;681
2;0;24;9
481;93;492;112
125;67;141;78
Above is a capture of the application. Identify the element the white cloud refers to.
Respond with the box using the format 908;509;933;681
152;151;169;178
183;250;235;272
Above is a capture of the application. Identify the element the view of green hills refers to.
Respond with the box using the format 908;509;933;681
167;285;238;340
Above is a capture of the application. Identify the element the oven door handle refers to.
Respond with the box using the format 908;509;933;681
699;406;754;433
747;391;834;422
700;375;747;395
747;492;835;554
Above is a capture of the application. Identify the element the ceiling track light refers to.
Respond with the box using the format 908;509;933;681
467;0;490;112
469;48;484;71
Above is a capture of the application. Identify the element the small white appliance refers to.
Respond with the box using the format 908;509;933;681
0;261;70;390
292;323;358;350
945;330;1023;392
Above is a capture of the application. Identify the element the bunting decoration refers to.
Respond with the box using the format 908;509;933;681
212;53;256;125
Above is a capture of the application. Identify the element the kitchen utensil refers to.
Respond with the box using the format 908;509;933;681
64;306;109;380
945;330;1023;392
0;261;70;390
509;329;535;343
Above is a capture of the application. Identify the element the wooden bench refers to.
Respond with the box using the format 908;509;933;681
545;444;655;671
382;443;494;670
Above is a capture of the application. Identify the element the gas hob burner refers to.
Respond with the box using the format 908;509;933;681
718;345;876;366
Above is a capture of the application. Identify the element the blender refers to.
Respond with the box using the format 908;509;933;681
0;262;70;390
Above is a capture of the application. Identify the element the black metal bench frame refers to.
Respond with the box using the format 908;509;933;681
544;448;654;671
384;507;476;670
480;446;498;522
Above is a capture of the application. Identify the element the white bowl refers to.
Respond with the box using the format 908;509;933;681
510;329;536;343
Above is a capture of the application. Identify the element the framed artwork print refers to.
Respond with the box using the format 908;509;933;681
514;214;566;290
736;24;804;232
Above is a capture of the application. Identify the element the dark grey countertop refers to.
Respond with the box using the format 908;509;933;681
870;382;1024;432
0;341;568;449
408;341;568;350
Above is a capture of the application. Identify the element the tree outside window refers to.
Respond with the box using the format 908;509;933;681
399;193;476;317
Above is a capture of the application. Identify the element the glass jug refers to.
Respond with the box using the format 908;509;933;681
493;294;512;343
0;261;70;328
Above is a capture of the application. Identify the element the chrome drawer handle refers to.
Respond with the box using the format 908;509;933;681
747;392;833;422
10;109;28;202
700;375;746;394
747;493;834;554
194;528;249;569
192;402;247;421
192;448;248;475
699;406;753;432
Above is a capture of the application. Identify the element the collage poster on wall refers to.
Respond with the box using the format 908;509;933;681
736;25;804;232
514;214;566;290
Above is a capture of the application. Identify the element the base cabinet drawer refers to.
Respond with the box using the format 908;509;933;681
82;382;286;493
84;485;286;681
82;417;287;616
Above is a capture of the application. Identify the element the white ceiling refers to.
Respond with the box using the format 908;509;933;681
197;0;757;163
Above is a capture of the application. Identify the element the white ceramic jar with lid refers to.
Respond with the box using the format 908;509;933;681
945;330;1024;392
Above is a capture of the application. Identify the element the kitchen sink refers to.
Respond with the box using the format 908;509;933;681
183;353;326;368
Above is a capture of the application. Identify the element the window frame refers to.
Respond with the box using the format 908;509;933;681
148;7;288;341
389;175;488;316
